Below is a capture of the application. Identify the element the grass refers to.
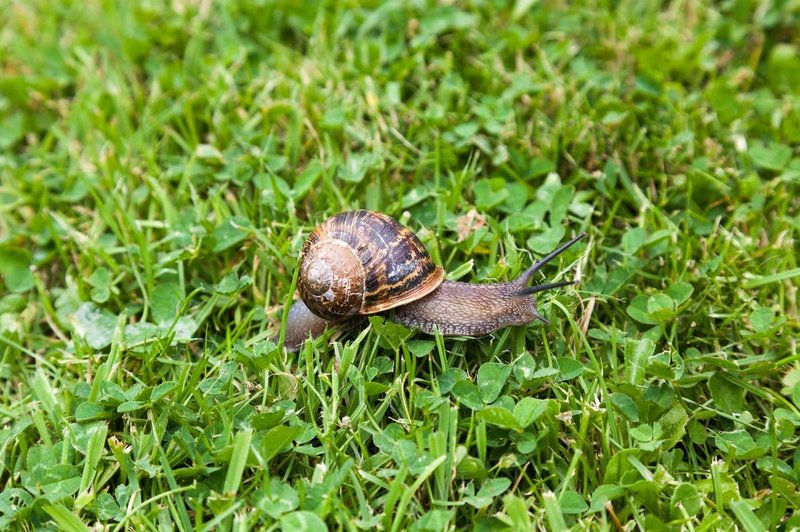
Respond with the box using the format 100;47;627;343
1;0;799;529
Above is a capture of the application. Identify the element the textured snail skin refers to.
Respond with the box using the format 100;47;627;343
283;299;338;352
283;228;587;351
392;280;544;336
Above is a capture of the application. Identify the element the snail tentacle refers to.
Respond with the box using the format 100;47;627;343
515;280;577;296
512;231;588;288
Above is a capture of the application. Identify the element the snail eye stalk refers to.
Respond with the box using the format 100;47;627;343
515;231;588;286
515;280;578;296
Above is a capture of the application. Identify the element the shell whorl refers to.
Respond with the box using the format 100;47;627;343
297;210;444;320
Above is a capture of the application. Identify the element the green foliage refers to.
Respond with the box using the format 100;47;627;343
1;0;799;529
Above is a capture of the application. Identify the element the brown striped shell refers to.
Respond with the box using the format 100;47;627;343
297;210;445;320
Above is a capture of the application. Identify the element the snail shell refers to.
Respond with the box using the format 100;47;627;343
297;210;445;320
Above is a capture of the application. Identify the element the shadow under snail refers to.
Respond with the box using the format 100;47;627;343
282;210;587;351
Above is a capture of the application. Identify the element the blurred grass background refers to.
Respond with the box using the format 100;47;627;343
1;0;799;529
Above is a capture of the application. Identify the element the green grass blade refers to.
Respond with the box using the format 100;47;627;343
224;428;253;496
542;491;567;532
43;505;89;532
730;501;766;532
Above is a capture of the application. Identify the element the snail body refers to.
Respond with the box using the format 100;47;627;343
283;210;586;351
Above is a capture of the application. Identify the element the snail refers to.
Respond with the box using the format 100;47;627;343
282;210;586;351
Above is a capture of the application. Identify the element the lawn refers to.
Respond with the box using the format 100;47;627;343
1;0;799;530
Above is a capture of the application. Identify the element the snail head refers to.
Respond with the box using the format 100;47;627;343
511;231;588;324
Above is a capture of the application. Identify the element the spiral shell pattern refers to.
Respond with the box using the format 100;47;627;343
298;210;444;320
